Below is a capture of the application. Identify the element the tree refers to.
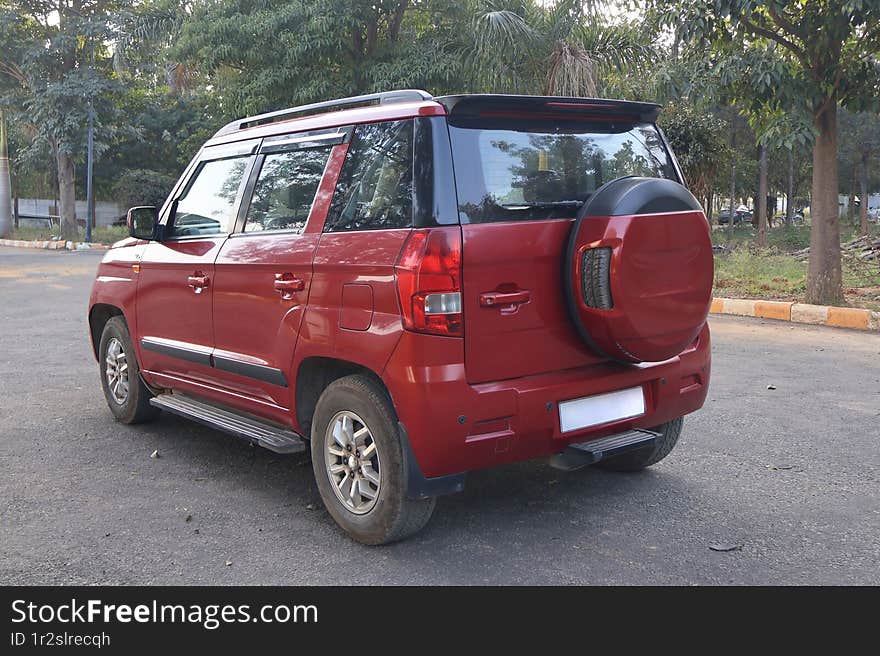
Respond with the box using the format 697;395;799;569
0;110;11;237
659;101;730;215
0;1;124;240
653;0;880;303
172;0;468;117
464;0;655;96
112;168;176;210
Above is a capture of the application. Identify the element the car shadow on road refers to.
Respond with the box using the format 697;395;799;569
127;411;709;578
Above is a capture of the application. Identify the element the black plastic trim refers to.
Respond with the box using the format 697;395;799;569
580;176;702;216
140;339;288;387
259;128;350;154
140;338;212;366
213;355;288;388
398;422;466;499
413;116;459;227
436;94;661;123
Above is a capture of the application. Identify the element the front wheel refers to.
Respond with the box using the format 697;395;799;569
597;417;684;472
310;374;435;545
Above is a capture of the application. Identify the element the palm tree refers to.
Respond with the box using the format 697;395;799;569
463;0;655;97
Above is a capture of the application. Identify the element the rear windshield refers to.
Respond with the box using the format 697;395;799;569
448;119;677;223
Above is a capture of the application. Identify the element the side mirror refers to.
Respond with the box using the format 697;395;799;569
127;206;158;240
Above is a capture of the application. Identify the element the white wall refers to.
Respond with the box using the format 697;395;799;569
16;198;123;226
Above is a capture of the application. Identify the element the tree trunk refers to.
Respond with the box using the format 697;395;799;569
848;161;857;223
786;149;794;226
728;123;737;239
728;161;736;239
806;101;842;305
860;149;869;237
0;113;12;239
756;143;768;247
56;148;78;241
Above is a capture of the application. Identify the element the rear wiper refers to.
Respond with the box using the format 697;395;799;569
500;200;584;210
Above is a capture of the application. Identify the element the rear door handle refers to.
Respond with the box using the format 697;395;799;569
187;273;210;294
274;273;305;299
480;290;531;307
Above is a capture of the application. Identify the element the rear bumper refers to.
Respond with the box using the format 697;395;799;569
383;324;711;480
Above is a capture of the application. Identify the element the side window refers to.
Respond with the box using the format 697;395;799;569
171;156;250;238
325;120;413;232
244;147;331;234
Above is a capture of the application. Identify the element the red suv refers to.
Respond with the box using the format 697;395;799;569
89;91;713;544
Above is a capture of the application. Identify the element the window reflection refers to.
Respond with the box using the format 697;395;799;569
171;157;249;237
450;123;676;223
245;148;330;233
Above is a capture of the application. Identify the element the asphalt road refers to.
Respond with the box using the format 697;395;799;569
1;246;878;585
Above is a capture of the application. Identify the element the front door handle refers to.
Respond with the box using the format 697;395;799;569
274;273;305;300
187;273;210;294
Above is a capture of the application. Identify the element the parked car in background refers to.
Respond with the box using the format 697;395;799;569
88;90;714;544
717;206;752;225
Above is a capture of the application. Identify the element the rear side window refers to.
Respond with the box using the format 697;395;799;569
324;120;413;232
449;120;677;223
171;156;250;237
244;147;331;234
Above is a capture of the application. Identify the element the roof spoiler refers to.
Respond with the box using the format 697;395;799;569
436;94;662;123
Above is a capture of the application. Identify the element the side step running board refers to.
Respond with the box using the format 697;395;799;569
150;393;306;454
549;428;660;471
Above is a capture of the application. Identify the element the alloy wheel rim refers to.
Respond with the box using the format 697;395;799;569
324;410;381;515
105;337;130;405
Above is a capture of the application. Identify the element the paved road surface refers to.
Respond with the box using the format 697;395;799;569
1;247;878;585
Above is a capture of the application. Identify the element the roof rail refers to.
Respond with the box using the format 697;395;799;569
213;89;434;138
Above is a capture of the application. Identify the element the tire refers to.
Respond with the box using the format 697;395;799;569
310;374;435;545
597;417;683;472
98;316;159;424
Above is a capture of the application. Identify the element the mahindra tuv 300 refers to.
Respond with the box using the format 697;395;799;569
88;91;713;544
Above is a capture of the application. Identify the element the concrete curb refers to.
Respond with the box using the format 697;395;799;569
0;238;110;251
711;297;879;332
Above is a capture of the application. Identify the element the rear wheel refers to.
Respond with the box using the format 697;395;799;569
597;417;683;472
310;374;435;545
99;316;159;424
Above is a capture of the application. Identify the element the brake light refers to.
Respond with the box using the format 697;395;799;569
394;228;463;337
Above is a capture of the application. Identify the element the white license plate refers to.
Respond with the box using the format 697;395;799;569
558;386;646;433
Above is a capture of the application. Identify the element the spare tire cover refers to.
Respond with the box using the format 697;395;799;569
564;177;713;363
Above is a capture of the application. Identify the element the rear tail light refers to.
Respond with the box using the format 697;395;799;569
394;228;463;337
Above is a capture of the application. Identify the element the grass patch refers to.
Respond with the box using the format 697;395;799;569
11;224;128;244
714;246;880;311
711;224;811;252
714;249;806;299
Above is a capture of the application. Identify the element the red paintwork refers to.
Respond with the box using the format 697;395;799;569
569;210;714;362
89;94;712;483
135;238;226;388
382;324;710;478
461;219;605;383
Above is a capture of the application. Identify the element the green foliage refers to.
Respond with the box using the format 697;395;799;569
714;248;807;297
112;168;176;210
172;0;468;117
651;0;880;124
0;1;131;160
463;0;656;96
659;101;730;201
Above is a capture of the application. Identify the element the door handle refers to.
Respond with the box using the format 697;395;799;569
274;273;305;299
480;289;531;307
187;273;210;294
